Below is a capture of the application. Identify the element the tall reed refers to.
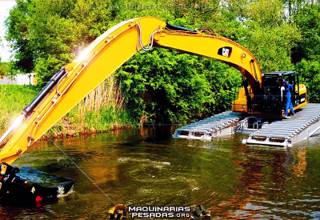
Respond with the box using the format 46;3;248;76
79;76;124;114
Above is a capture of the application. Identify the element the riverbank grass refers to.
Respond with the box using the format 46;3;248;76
0;84;134;137
0;85;37;131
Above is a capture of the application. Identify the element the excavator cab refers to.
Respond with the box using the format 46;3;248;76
262;71;307;116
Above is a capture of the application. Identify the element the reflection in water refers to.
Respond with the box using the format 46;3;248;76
292;147;307;177
211;144;317;219
213;146;295;219
0;127;318;219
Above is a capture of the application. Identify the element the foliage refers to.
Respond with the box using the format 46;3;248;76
243;23;300;72
296;60;320;103
292;3;320;104
239;0;301;72
292;4;320;63
5;0;318;125
6;0;114;84
0;62;11;76
117;48;241;124
6;0;34;73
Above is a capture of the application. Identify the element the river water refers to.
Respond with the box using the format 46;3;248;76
2;127;320;219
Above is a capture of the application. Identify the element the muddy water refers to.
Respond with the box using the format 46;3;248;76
1;127;320;219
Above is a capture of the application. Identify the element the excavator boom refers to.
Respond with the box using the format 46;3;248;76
0;17;263;164
155;29;262;87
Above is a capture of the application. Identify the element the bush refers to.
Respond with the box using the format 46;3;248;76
117;48;241;124
296;60;320;103
0;62;11;76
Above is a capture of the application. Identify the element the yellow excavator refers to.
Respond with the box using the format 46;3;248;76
0;17;307;204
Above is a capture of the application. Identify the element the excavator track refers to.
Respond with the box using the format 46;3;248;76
174;104;320;147
243;103;320;147
173;111;243;140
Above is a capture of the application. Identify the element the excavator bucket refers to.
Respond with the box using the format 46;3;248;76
0;163;74;205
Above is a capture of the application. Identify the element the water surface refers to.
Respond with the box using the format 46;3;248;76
2;127;320;219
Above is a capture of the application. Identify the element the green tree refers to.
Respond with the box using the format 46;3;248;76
240;0;301;72
292;4;320;103
292;4;320;63
6;0;115;84
117;48;241;124
296;60;320;102
0;62;10;76
6;0;314;124
6;0;34;73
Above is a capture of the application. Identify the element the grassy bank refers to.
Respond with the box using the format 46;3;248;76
46;106;133;138
0;85;37;131
0;78;134;138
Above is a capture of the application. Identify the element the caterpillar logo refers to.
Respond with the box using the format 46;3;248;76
218;46;232;57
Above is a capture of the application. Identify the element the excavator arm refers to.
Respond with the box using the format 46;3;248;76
0;17;263;164
155;28;262;89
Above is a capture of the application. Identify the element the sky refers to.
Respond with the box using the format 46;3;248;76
0;0;16;62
